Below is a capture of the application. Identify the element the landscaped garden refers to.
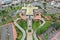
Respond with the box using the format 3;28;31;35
0;4;23;26
32;20;40;30
54;22;60;30
16;19;27;40
15;26;23;40
17;20;27;30
36;21;51;34
16;19;52;40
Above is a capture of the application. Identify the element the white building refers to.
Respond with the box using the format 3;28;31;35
1;0;12;4
51;1;56;5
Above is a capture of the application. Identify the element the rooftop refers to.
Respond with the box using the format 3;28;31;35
51;31;60;40
0;23;17;40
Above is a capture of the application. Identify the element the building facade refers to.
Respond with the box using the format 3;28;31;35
21;0;32;3
0;23;17;40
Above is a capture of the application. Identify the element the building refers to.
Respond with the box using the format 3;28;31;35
0;23;17;40
1;0;12;5
21;0;32;3
51;31;60;40
0;0;12;5
39;0;56;3
54;0;60;1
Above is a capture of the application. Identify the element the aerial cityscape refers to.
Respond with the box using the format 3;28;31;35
0;0;60;40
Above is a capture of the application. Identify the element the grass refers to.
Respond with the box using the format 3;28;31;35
40;21;51;31
32;20;40;30
55;22;60;30
18;20;27;30
36;21;51;34
0;4;23;26
15;26;23;40
15;20;27;40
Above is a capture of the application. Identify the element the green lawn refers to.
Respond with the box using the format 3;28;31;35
16;20;27;40
0;4;23;26
54;22;60;30
15;26;23;40
36;21;51;34
18;20;27;30
32;20;40;30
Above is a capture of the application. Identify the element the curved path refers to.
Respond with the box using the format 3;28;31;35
38;18;46;29
14;18;26;40
33;18;46;40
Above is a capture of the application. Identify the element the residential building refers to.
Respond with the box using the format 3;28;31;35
51;31;60;40
0;23;17;40
1;0;12;4
21;0;32;3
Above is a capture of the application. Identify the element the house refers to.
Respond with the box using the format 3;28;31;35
39;0;52;3
21;0;32;3
0;23;17;40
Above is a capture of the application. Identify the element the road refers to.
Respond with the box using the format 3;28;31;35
14;18;26;40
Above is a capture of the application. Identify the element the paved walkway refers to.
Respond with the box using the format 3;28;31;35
27;29;33;40
33;13;46;40
14;18;26;40
38;18;46;28
26;17;33;40
33;18;45;40
14;3;46;40
14;14;45;40
33;31;38;40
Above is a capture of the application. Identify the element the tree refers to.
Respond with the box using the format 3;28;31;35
55;22;60;30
